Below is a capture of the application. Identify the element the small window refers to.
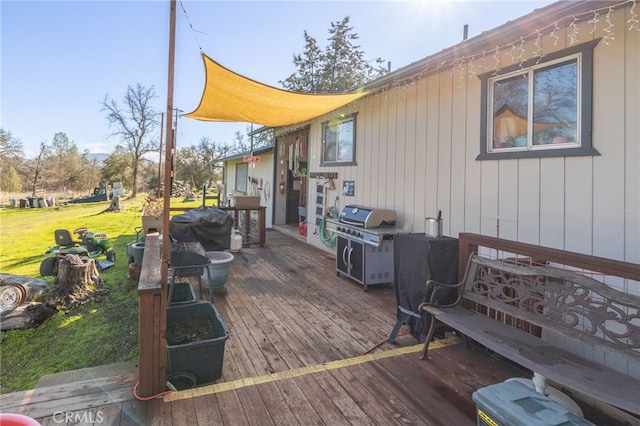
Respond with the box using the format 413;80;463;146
321;114;357;166
478;39;600;160
235;163;248;193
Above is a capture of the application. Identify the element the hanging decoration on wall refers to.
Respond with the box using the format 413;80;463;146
263;181;271;202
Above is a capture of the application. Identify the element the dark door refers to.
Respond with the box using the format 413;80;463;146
337;236;349;275
349;240;364;282
286;167;300;224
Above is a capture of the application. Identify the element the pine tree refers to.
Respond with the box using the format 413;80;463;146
280;17;387;94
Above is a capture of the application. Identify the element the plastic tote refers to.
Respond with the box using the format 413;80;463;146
166;302;229;386
472;380;594;426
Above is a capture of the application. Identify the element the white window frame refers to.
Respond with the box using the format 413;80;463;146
320;113;357;166
488;55;581;153
477;39;600;160
235;163;248;193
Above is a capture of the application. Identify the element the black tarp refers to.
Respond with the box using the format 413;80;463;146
392;234;459;341
169;207;233;251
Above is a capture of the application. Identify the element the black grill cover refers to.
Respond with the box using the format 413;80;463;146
394;234;459;341
169;207;233;251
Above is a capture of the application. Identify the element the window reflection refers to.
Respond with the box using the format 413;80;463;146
490;57;578;151
532;60;578;145
322;115;356;164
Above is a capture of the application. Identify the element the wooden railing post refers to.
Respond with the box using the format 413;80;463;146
137;233;167;397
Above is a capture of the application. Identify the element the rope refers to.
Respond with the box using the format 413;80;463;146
179;0;205;53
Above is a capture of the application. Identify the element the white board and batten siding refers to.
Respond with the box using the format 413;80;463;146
224;153;274;229
307;5;639;267
302;5;639;375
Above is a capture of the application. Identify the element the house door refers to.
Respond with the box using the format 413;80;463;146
286;167;300;224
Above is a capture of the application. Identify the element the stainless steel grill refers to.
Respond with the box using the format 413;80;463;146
326;205;404;247
327;205;407;291
325;219;404;247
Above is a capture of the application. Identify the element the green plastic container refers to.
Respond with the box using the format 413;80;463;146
168;282;196;306
166;302;229;386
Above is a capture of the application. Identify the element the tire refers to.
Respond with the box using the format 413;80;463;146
40;257;59;277
106;250;116;262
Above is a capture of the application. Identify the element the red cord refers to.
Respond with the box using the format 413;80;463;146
360;330;410;356
133;382;174;401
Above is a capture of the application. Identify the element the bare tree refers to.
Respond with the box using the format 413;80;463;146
0;129;24;191
101;84;159;197
0;129;23;162
30;142;49;197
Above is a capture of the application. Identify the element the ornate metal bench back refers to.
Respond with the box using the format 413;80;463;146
463;255;640;360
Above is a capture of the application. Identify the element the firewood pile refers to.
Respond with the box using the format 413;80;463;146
149;181;198;198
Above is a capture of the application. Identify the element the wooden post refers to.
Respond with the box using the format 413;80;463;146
137;234;166;397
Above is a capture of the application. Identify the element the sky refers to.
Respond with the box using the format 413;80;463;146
1;0;555;158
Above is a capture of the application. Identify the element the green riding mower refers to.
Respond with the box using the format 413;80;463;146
40;227;116;276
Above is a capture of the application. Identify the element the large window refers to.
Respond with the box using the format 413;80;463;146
321;114;357;166
235;163;248;193
478;39;600;159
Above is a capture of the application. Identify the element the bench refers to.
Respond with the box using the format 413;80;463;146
418;254;640;416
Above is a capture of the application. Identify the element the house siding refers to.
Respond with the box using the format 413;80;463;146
224;152;274;229
305;4;639;267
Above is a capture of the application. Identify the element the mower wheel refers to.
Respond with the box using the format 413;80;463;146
40;257;59;277
106;250;116;262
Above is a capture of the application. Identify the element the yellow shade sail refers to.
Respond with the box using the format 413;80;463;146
184;54;368;127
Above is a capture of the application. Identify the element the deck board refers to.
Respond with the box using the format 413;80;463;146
2;230;628;425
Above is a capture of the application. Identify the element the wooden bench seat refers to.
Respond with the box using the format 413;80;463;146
418;254;640;417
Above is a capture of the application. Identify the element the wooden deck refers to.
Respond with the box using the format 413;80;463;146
1;230;628;425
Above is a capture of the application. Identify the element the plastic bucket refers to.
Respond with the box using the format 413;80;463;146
166;372;197;391
9;199;17;207
132;242;145;265
205;251;234;290
38;198;47;208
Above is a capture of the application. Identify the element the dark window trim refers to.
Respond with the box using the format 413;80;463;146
477;39;601;160
320;113;358;167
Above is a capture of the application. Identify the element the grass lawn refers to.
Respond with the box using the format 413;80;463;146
0;196;200;393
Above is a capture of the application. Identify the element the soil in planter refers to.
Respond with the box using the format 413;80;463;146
166;317;216;345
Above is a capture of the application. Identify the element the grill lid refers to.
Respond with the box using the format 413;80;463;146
338;205;396;228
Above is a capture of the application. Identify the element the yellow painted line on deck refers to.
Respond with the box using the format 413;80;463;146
164;336;461;402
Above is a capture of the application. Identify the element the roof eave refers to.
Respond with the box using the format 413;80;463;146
364;1;612;90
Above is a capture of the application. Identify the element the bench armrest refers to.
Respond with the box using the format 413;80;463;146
423;279;466;307
418;254;478;310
